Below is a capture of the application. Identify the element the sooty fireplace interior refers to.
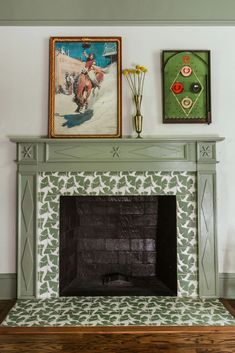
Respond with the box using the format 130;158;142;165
59;195;177;296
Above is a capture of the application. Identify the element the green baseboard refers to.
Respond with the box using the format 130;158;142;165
0;272;234;299
0;273;17;299
219;273;235;299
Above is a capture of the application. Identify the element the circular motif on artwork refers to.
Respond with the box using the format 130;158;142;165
172;82;184;94
181;97;193;109
191;82;202;93
182;55;191;64
181;66;192;77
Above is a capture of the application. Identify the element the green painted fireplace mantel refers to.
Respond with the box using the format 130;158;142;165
10;136;224;299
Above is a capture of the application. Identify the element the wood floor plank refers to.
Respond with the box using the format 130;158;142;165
220;299;235;318
0;344;199;353
1;328;235;353
0;338;234;353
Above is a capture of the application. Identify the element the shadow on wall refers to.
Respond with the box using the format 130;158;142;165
152;50;162;126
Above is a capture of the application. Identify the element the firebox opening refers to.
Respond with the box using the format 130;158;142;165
59;195;177;297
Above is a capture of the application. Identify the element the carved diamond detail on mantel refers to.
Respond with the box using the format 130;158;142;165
21;237;33;291
21;180;34;233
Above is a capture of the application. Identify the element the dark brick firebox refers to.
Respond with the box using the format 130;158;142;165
59;195;177;296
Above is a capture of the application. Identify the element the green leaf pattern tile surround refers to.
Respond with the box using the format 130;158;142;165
2;297;235;327
38;171;197;299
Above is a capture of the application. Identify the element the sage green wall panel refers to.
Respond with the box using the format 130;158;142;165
18;172;37;298
1;0;235;25
0;274;16;299
197;172;218;297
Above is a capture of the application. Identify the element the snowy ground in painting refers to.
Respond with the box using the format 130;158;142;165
54;63;118;135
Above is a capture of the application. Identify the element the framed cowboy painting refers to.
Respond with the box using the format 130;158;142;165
49;37;122;138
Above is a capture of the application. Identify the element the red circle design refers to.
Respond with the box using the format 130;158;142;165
172;82;184;94
182;55;190;64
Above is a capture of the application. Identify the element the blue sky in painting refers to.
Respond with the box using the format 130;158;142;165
55;41;115;68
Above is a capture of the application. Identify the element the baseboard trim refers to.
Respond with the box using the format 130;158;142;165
0;273;16;299
219;273;235;299
0;273;234;299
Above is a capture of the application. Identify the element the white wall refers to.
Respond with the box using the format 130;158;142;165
0;26;235;273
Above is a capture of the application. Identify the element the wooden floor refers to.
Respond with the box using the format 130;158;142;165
0;300;15;324
0;300;235;353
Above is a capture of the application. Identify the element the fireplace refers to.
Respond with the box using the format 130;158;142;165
37;170;197;298
59;195;177;296
11;136;223;299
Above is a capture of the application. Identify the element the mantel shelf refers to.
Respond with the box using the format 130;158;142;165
9;135;225;143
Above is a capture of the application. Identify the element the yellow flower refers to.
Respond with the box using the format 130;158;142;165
135;65;141;69
140;66;148;73
129;69;136;74
122;69;129;76
135;69;141;75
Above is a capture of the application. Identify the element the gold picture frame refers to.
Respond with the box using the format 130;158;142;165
49;37;122;138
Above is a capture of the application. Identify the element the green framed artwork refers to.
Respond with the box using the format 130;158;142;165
162;50;211;124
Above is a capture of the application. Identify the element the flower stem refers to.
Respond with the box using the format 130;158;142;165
141;72;146;95
125;76;135;95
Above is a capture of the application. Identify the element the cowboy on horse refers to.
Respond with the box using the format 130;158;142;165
74;44;104;113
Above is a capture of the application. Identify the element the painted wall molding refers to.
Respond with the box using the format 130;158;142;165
0;273;16;299
219;273;235;299
1;0;235;26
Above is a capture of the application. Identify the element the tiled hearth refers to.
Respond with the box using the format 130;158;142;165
2;297;235;327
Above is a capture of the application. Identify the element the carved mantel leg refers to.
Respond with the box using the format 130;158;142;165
17;143;38;298
197;142;219;297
